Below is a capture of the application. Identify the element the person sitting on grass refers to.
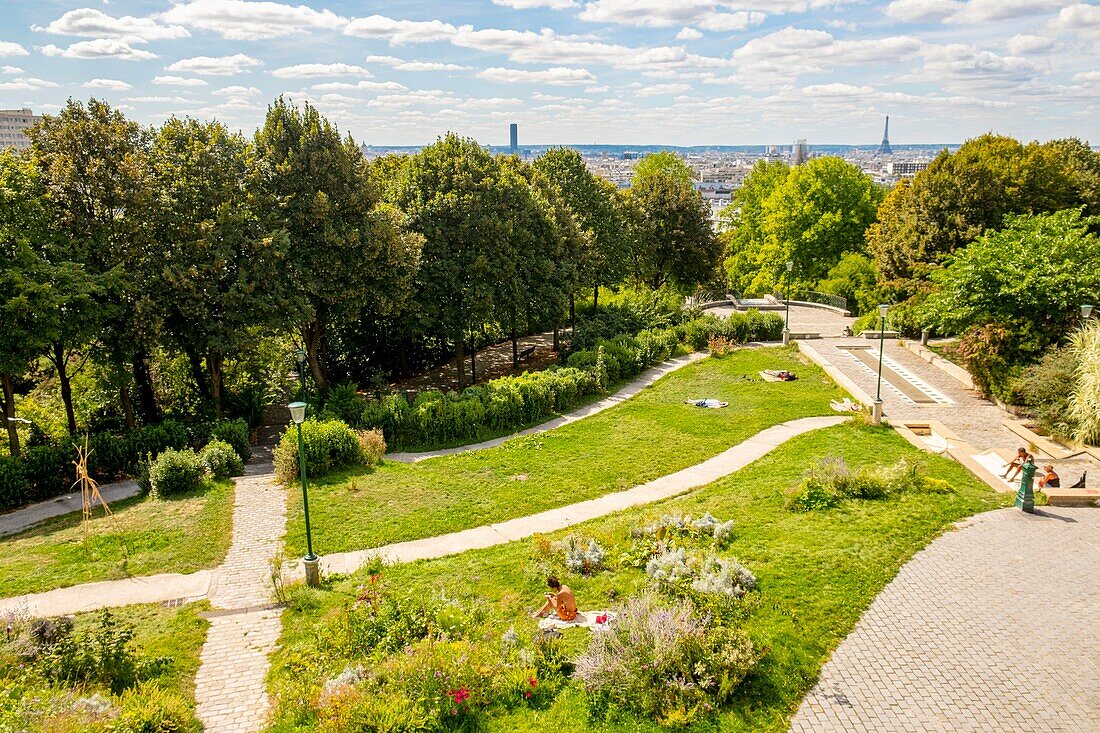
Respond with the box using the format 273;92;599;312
1039;465;1060;489
531;576;577;621
1001;447;1032;481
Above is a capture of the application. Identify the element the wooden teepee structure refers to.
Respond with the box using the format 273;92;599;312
72;435;119;544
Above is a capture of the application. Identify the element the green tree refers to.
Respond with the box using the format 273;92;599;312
255;98;419;390
632;151;695;189
1070;320;1100;446
150;118;298;415
924;209;1100;343
29;98;157;427
720;160;789;295
630;170;720;291
533;147;629;311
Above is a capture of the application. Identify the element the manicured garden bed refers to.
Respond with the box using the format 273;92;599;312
268;423;1006;732
0;601;209;732
0;480;234;598
284;347;845;557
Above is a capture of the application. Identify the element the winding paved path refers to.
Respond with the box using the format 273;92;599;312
791;507;1100;733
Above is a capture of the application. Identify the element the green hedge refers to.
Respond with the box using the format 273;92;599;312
676;311;784;351
148;448;207;499
273;418;380;484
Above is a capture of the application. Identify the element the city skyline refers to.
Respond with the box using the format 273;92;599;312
2;1;1099;146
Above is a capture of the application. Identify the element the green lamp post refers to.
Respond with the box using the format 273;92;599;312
1015;458;1037;513
873;303;888;425
294;348;307;385
782;261;794;346
288;401;320;586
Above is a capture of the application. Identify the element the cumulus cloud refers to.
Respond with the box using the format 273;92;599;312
83;78;133;90
578;1;764;31
1;65;23;74
40;39;158;61
36;8;189;43
310;80;408;91
1072;70;1100;83
0;42;29;57
676;27;704;40
886;0;1076;24
917;44;1038;89
165;54;262;75
154;75;208;86
634;82;692;96
212;85;261;96
344;15;468;44
126;95;194;103
1006;34;1056;54
161;0;347;41
271;63;374;78
478;66;597;85
364;55;467;71
0;76;60;91
493;0;577;7
1045;3;1100;39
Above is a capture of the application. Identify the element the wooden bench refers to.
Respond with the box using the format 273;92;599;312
518;345;537;361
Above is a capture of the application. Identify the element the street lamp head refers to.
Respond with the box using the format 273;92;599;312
288;401;307;425
877;303;890;319
1083;304;1094;320
785;261;794;272
295;348;307;366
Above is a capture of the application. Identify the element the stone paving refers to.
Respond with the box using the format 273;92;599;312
0;477;141;538
791;507;1100;733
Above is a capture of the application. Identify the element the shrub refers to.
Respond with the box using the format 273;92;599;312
209;418;251;463
111;683;201;733
575;593;760;727
147;448;207;499
356;429;386;465
1018;347;1079;441
198;439;244;480
37;611;141;694
555;535;607;575
677;311;784;350
19;444;72;504
273;418;369;484
786;455;946;511
322;383;367;428
0;455;29;512
1070;319;1100;446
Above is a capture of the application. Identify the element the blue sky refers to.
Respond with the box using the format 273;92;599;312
2;1;1098;145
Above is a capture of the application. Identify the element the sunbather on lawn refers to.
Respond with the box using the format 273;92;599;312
531;576;577;621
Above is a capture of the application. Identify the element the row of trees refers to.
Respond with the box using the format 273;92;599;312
1;98;722;456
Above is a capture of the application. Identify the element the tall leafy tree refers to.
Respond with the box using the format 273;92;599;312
255;98;419;389
632;151;695;189
29;98;157;427
150;118;298;415
630;170;720;291
533;148;629;311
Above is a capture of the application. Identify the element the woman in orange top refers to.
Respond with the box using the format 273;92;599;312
531;576;577;621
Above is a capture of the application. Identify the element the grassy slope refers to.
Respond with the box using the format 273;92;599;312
269;423;1008;732
0;480;234;598
285;347;844;557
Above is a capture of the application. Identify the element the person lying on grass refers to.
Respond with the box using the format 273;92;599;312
531;576;578;621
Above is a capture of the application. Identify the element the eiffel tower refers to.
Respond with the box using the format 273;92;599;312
879;115;892;155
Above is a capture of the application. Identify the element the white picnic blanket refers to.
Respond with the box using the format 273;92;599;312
686;398;728;408
537;610;617;631
830;398;862;413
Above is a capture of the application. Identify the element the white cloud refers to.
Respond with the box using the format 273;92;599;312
161;0;347;41
478;66;597;85
1;65;23;74
154;75;208;86
578;1;764;31
1006;34;1056;54
1046;3;1100;40
83;78;133;90
917;44;1038;89
886;0;1076;25
166;54;262;75
825;19;858;31
364;55;467;71
493;0;577;8
634;82;692;96
884;0;961;22
1072;70;1100;83
40;39;158;61
0;77;60;91
344;15;468;44
271;63;374;78
126;95;193;103
212;85;261;97
36;8;189;43
0;42;29;57
676;27;704;41
310;80;407;91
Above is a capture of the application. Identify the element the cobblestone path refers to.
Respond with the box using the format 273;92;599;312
791;507;1100;733
194;447;287;733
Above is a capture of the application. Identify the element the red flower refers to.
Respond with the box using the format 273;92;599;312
448;688;471;705
595;613;608;624
524;691;532;699
529;678;538;688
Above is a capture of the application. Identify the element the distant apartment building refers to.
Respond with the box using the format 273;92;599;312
0;108;40;151
886;161;929;178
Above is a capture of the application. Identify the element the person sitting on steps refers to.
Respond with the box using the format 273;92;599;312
531;576;577;621
1038;465;1060;489
1001;447;1032;481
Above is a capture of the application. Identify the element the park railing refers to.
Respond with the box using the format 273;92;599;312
773;290;848;311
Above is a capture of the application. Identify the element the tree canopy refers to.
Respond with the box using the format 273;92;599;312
630;170;720;291
632;151;695;189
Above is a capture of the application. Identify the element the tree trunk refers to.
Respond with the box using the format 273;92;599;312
511;322;519;372
207;350;224;418
1;373;19;457
120;385;135;429
593;283;600;312
52;343;77;435
553;325;559;351
470;334;476;384
454;338;466;390
301;321;328;390
132;350;159;423
569;293;575;327
184;345;211;401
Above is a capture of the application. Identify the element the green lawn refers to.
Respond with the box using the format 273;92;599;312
1;601;209;732
285;347;844;556
0;480;235;598
268;423;1008;732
